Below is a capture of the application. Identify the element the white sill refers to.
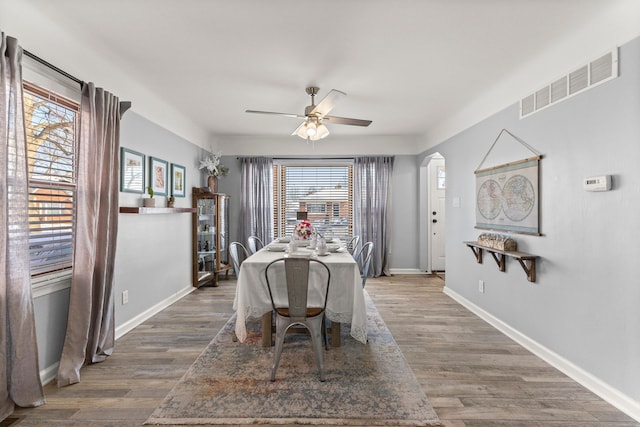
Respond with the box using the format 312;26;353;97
32;270;72;298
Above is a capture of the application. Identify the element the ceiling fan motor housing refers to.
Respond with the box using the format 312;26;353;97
305;86;319;96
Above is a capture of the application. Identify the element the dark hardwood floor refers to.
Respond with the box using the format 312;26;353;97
10;275;638;426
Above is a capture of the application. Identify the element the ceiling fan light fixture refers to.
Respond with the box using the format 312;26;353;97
295;122;309;139
305;120;317;137
316;122;329;139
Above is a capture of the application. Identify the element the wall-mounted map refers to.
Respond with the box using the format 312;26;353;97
475;157;540;235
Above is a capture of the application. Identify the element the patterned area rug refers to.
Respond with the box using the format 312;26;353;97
145;292;440;426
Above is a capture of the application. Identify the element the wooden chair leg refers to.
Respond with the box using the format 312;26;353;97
261;311;272;347
331;321;341;347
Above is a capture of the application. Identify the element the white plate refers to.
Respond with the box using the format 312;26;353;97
327;244;341;252
277;237;291;243
316;252;330;257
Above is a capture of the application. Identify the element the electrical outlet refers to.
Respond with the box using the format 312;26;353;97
478;280;485;293
122;290;129;305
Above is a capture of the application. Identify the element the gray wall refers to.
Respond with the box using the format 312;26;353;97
420;37;640;401
115;112;209;323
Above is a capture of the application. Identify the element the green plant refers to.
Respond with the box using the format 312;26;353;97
147;186;154;198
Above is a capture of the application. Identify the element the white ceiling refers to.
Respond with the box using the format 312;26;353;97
4;0;640;150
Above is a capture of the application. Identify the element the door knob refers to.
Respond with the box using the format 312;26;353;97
432;219;437;223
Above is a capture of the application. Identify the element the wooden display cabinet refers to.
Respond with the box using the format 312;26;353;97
192;187;230;287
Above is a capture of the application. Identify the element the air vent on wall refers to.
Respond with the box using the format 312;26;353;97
520;48;618;118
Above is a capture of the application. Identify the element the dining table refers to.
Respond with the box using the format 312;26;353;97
233;239;368;347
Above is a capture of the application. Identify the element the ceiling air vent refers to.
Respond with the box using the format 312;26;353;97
569;65;589;95
521;94;535;116
520;48;618;118
550;77;567;103
535;86;550;109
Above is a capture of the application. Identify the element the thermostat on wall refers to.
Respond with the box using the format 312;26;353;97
583;175;611;192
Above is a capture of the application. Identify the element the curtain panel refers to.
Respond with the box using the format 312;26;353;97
240;157;274;247
353;156;394;277
0;31;46;420
57;83;120;387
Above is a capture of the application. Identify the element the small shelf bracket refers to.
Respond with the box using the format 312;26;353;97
467;245;483;263
489;251;506;272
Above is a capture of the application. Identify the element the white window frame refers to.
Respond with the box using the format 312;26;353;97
273;159;354;240
23;58;81;296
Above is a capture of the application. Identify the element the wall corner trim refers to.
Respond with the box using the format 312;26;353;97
443;286;640;423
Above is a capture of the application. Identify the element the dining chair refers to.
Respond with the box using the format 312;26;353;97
247;235;265;254
346;235;360;255
354;241;374;288
265;257;331;382
229;242;250;277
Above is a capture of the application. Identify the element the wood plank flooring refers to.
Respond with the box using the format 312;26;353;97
11;275;639;426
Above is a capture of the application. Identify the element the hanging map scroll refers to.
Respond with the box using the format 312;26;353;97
475;156;540;235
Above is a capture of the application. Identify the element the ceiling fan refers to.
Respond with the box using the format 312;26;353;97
245;86;372;141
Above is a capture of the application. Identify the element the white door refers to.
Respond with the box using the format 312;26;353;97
429;158;446;271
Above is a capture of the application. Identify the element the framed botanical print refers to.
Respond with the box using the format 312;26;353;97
171;163;186;197
120;147;145;193
149;156;168;196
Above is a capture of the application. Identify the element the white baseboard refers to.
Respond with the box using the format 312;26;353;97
443;286;640;423
388;268;428;275
39;362;59;386
115;285;195;339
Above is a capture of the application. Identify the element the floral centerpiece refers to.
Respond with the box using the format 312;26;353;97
294;220;313;240
199;151;229;192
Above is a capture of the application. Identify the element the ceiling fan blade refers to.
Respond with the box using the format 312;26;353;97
323;115;372;127
245;110;305;119
309;89;346;118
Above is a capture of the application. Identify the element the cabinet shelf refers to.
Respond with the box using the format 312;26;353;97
464;241;538;282
120;207;196;214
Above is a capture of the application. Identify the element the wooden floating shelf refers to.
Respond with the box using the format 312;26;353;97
119;207;196;214
464;241;538;282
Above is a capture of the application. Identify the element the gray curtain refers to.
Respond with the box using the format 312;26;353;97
0;32;46;420
240;157;273;246
56;83;120;387
353;156;394;277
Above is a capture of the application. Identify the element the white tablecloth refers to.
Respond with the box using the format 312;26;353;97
233;244;367;344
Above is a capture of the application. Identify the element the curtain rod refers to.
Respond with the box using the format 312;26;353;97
23;49;84;87
22;49;132;116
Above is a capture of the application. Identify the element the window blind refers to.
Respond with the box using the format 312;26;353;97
273;163;353;240
24;81;78;276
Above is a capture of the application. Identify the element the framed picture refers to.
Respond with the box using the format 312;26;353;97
475;156;540;235
149;156;168;196
120;147;145;193
171;163;186;197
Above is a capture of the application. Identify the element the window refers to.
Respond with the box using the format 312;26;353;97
23;81;79;276
273;162;353;240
